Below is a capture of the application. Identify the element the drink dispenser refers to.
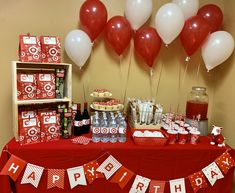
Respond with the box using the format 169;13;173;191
186;87;209;135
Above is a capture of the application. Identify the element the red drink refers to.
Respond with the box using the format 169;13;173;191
186;100;208;120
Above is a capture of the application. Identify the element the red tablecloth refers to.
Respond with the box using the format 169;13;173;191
0;134;234;193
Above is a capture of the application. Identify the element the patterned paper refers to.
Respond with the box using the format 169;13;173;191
21;163;44;188
17;73;37;100
41;36;61;63
148;180;165;193
19;35;42;62
202;162;224;186
129;175;150;193
47;169;64;189
71;136;92;145
67;166;87;189
84;160;104;184
110;166;134;189
189;171;208;193
215;151;235;174
36;73;55;99
0;155;26;181
169;178;186;193
96;155;122;180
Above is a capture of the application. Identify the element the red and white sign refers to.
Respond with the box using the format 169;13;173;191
215;151;235;174
36;73;55;99
84;160;104;184
40;36;61;63
67;166;87;189
40;115;60;143
47;169;64;189
19;117;41;145
169;178;186;193
0;155;26;181
96;155;122;180
202;162;224;186
148;180;165;193
129;175;150;193
21;163;44;188
110;166;134;189
189;171;208;193
17;73;37;100
19;35;42;62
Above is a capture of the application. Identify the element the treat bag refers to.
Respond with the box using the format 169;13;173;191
36;73;55;99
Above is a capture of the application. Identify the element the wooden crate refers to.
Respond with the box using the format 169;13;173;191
12;61;72;141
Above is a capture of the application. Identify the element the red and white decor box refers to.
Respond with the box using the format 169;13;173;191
40;115;60;142
40;36;61;63
19;34;42;62
36;73;56;99
18;117;41;145
17;73;37;100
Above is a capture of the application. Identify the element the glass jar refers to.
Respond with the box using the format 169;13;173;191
186;87;208;120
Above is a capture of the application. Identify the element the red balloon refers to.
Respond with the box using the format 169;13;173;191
197;4;223;33
134;27;161;68
180;15;211;57
105;16;132;56
80;0;107;42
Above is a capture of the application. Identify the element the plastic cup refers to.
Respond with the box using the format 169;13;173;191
167;130;178;144
189;130;200;144
178;130;189;144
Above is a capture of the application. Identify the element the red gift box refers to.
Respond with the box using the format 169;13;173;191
40;36;61;63
19;117;40;145
36;73;56;99
40;115;60;142
19;34;42;62
17;73;37;100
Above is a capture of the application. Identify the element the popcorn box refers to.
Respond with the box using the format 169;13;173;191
19;34;42;62
17;73;37;100
19;117;40;145
40;36;61;63
40;115;60;142
36;73;56;99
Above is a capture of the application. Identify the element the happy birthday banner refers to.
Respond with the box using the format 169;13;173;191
0;150;235;193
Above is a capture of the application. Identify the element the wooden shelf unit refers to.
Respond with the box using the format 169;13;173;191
12;61;72;141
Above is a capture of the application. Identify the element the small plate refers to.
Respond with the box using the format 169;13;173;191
90;92;112;98
90;104;124;112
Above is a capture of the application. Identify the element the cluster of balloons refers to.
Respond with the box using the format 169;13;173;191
65;0;234;71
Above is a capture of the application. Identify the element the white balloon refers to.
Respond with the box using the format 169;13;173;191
65;29;92;69
202;31;234;71
125;0;152;30
172;0;199;20
155;3;184;45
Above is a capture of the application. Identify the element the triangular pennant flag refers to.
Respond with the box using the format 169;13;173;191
0;155;26;181
21;163;44;188
129;175;150;193
110;166;134;189
189;171;208;193
202;162;224;186
47;169;64;189
67;166;87;189
148;180;165;193
215;151;235;174
84;160;104;184
169;178;186;193
96;155;122;180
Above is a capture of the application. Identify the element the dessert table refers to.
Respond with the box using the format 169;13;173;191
0;132;234;193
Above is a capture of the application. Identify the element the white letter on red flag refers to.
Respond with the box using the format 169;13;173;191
202;162;224;186
21;163;44;188
189;171;208;193
96;155;122;180
215;151;235;174
47;169;64;189
84;160;104;184
67;166;87;189
148;180;165;193
129;175;150;193
0;155;26;181
110;166;134;189
169;178;186;193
